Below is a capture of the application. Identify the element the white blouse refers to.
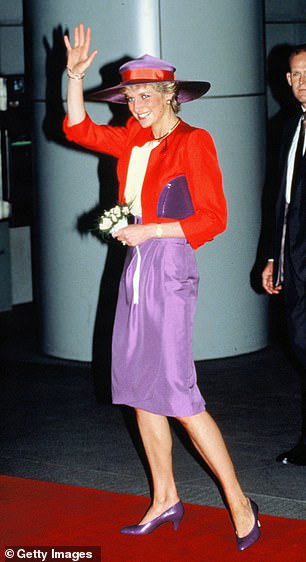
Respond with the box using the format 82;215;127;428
124;139;159;216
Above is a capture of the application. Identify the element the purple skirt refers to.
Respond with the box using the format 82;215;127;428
111;237;206;417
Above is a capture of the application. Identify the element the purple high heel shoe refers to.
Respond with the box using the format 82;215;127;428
236;498;261;551
120;501;184;535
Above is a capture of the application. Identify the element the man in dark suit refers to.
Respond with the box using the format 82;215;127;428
262;44;306;465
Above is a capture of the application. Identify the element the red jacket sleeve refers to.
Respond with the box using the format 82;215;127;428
63;113;132;158
179;129;227;249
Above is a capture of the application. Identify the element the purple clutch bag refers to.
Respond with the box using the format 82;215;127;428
157;175;195;219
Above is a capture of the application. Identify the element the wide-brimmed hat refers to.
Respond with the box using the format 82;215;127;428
87;54;210;104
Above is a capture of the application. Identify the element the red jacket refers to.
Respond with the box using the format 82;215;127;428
63;114;227;249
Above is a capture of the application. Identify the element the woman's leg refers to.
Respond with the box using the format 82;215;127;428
135;408;180;525
178;410;254;537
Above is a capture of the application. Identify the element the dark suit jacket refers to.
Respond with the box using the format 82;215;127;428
269;111;306;285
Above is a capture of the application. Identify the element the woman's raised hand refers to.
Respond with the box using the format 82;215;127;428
64;23;98;75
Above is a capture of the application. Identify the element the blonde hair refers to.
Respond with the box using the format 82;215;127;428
123;82;180;113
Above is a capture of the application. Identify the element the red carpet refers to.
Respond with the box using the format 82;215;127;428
1;475;306;562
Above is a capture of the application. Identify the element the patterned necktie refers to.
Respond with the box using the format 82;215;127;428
276;113;305;286
290;113;305;199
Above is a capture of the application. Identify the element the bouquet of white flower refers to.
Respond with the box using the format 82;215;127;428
97;203;131;240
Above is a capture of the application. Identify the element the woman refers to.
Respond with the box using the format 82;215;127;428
63;24;261;551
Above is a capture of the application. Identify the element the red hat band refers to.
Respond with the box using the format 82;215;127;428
121;68;176;83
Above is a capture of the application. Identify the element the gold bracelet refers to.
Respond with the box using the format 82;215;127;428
66;66;85;80
156;224;163;238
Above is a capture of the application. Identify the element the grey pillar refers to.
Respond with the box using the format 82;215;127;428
26;0;267;360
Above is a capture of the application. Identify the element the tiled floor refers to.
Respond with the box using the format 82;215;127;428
1;304;306;520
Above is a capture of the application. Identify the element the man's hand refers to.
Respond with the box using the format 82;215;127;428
262;261;282;294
